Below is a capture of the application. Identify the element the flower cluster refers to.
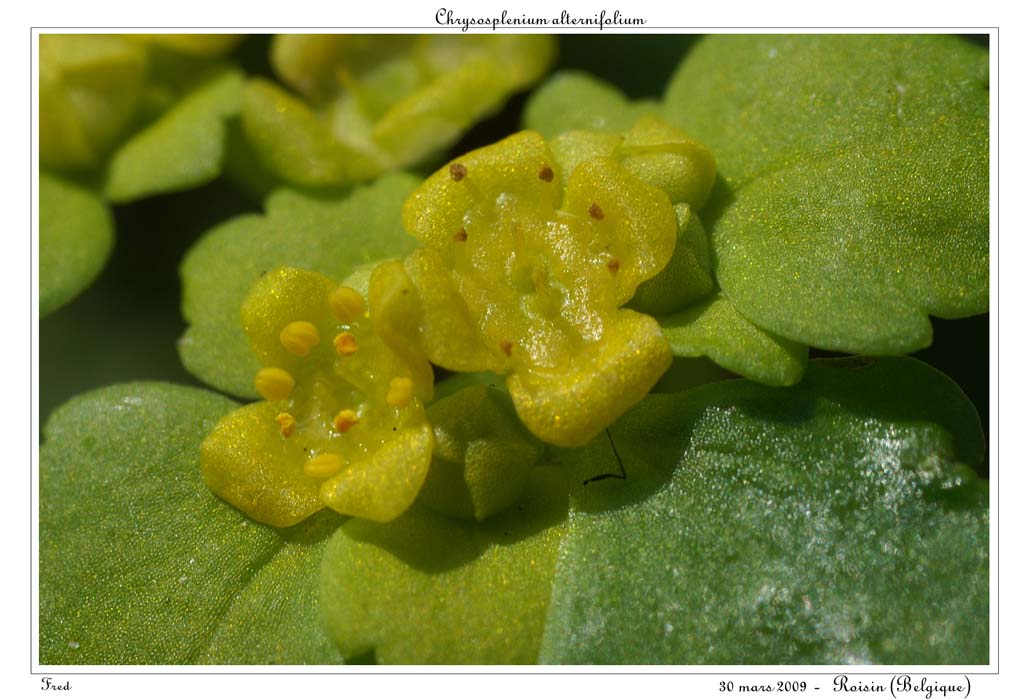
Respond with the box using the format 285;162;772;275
203;114;716;523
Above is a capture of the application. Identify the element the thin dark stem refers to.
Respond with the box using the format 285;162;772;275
582;428;627;485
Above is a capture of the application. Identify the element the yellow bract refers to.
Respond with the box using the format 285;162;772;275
548;115;717;210
398;130;678;446
201;267;435;527
39;35;148;171
244;34;558;187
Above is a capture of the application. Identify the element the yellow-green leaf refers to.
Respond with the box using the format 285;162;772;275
105;68;244;202
39;172;114;317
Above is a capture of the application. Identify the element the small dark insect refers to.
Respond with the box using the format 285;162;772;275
582;429;627;485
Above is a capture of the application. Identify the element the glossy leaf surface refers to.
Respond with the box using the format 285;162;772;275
540;357;988;664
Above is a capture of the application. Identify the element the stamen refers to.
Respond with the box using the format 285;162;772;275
304;452;342;478
333;332;359;356
385;377;414;408
538;165;554;182
254;367;295;402
333;409;360;433
607;259;620;274
500;340;513;357
589;203;605;220
449;162;467;181
329;286;366;323
275;412;296;438
279;321;320;356
453;228;468;242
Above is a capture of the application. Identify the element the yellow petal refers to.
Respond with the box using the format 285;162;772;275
506;310;672;447
561;157;677;305
321;423;435;522
201;402;326;527
619;115;717;210
243;267;338;370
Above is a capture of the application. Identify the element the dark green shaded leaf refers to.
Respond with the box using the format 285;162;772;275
39;383;343;664
420;385;544;521
541;357;987;664
664;35;988;353
178;173;421;397
630;203;714;315
39;172;114;317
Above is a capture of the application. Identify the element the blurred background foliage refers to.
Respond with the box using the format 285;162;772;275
38;34;988;472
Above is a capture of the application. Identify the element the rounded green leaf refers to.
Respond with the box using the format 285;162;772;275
39;172;114;317
39;383;345;664
105;68;244;202
178;173;421;398
523;71;656;138
658;292;808;386
320;468;569;664
664;35;988;353
541;357;987;664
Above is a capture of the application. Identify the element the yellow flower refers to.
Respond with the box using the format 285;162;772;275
395;130;680;447
201;267;435;527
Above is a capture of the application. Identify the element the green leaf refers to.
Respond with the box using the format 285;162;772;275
104;68;244;203
197;510;346;665
319;467;569;664
540;357;987;664
664;35;988;354
658;292;808;386
39;383;344;665
523;71;655;138
178;172;422;398
39;172;114;317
